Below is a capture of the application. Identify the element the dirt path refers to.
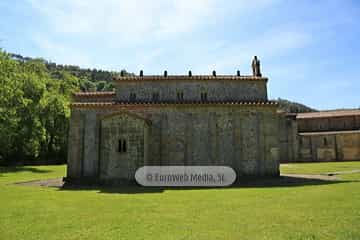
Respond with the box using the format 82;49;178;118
14;178;64;187
282;174;337;181
326;169;360;175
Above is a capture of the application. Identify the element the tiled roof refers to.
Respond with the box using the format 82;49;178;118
297;110;360;119
71;101;278;108
113;75;268;81
73;91;115;97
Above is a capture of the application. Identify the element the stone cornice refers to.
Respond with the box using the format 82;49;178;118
70;101;278;109
72;91;116;97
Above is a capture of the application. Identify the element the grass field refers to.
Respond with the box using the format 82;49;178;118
1;162;360;240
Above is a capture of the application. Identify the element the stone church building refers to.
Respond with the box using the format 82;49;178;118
66;57;280;183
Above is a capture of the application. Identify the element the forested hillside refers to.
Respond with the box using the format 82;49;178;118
276;98;317;113
10;53;133;92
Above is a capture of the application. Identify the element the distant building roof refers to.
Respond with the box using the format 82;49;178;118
296;109;360;119
299;130;360;136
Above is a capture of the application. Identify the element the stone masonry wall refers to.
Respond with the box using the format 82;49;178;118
67;110;84;179
115;80;268;102
100;114;149;180
278;115;298;163
67;105;280;181
297;115;360;132
298;132;360;162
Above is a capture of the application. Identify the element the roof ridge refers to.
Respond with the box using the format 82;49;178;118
297;109;360;119
318;109;359;112
113;75;268;81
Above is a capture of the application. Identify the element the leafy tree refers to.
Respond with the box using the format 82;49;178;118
0;50;24;162
0;50;80;164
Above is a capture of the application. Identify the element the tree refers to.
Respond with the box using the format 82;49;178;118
0;50;80;164
0;50;24;162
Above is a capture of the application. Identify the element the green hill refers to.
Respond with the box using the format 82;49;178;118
10;53;133;92
275;98;317;113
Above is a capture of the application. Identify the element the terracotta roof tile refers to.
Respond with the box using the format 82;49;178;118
297;110;360;119
113;75;268;81
71;101;278;109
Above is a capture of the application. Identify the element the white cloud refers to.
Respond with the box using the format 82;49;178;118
28;0;219;43
28;0;284;43
28;0;310;72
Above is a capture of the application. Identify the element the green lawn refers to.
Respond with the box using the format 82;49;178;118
1;162;360;240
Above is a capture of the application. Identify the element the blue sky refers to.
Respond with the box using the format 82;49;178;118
1;0;359;110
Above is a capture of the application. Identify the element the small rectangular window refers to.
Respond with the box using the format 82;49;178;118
129;93;136;101
201;92;207;101
152;92;159;102
177;91;184;101
118;139;127;153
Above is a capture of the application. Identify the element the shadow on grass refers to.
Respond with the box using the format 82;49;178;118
0;166;52;175
61;184;165;194
58;175;355;194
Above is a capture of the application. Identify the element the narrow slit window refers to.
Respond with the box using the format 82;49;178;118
177;91;184;101
152;92;159;102
118;139;127;153
323;138;327;146
201;92;207;101
129;93;136;101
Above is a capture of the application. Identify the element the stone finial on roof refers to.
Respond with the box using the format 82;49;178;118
251;56;262;77
140;70;144;77
212;70;216;77
188;70;192;77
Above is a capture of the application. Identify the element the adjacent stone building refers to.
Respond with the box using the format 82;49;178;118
66;57;281;183
280;110;360;162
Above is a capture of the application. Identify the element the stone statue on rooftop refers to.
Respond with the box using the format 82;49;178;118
251;56;262;77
